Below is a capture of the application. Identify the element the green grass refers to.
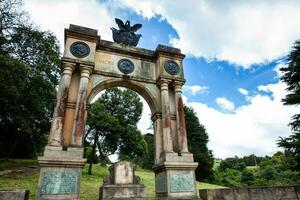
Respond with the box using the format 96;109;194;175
0;159;37;171
0;160;226;199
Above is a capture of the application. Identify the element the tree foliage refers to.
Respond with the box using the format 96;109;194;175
278;39;300;171
184;106;214;181
214;152;300;187
0;0;60;158
85;88;147;173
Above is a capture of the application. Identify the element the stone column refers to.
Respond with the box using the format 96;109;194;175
71;65;92;146
48;62;75;146
151;112;163;164
159;79;174;153
174;82;189;153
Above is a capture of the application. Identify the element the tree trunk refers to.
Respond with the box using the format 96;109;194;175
88;133;98;175
97;141;110;166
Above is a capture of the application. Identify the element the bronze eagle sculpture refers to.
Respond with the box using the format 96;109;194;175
111;18;142;47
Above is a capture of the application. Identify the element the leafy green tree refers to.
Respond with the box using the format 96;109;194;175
241;169;254;184
219;157;246;172
184;106;214;181
0;0;60;158
0;0;28;52
86;88;147;174
86;101;122;174
278;39;300;171
140;133;154;169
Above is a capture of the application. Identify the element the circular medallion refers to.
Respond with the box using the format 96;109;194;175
70;41;90;58
164;60;180;75
117;59;135;74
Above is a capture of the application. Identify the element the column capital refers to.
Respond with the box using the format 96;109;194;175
79;64;93;73
61;62;76;73
173;81;184;93
157;78;171;86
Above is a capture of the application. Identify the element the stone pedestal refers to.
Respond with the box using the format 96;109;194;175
154;153;199;200
36;146;86;200
99;161;147;200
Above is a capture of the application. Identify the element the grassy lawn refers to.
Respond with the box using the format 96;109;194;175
0;160;225;199
0;159;37;171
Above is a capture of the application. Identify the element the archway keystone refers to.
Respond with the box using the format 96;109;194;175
36;24;199;200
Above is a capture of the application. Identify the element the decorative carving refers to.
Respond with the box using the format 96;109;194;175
118;59;135;74
70;41;90;58
164;60;180;75
111;18;142;46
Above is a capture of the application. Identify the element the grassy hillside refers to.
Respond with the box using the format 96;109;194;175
0;159;225;199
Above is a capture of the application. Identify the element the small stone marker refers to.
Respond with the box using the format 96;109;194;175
114;161;134;184
0;189;29;200
99;161;146;200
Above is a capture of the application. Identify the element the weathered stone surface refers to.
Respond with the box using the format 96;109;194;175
99;185;146;200
0;189;29;200
114;161;134;184
199;186;300;200
69;24;98;36
100;161;146;200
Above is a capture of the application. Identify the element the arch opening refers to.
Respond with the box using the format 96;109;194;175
88;78;159;115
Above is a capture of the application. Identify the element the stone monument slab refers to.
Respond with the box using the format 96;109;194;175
99;161;146;200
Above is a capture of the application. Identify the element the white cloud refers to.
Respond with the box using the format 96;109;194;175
183;85;209;95
187;81;297;158
118;0;300;67
24;0;118;51
137;97;152;134
216;97;235;112
238;88;249;96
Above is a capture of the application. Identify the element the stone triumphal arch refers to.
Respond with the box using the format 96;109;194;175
36;24;199;199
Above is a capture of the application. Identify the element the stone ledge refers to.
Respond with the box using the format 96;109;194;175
42;146;84;159
99;184;147;200
0;189;29;200
153;162;198;172
199;186;300;200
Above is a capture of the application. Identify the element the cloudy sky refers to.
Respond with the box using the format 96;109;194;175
24;0;299;158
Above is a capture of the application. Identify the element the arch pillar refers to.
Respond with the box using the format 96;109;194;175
48;62;75;146
173;81;189;153
159;79;174;153
71;65;93;146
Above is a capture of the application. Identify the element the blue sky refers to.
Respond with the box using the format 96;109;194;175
24;0;299;158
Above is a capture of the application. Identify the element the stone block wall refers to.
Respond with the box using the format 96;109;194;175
199;186;300;200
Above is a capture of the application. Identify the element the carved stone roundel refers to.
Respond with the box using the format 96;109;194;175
70;41;90;58
164;60;180;75
117;59;135;74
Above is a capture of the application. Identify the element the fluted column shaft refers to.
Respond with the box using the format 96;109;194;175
152;113;163;164
160;80;174;153
174;83;189;153
49;62;75;146
71;66;92;146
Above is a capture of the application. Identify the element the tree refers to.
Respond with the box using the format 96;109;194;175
219;157;246;172
139;133;154;169
85;88;147;174
278;39;300;171
86;101;122;174
184;106;214;181
0;0;28;52
0;0;60;158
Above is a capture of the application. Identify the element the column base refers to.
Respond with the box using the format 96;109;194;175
36;145;86;200
154;153;199;199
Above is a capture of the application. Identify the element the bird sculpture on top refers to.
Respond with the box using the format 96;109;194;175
111;18;142;47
